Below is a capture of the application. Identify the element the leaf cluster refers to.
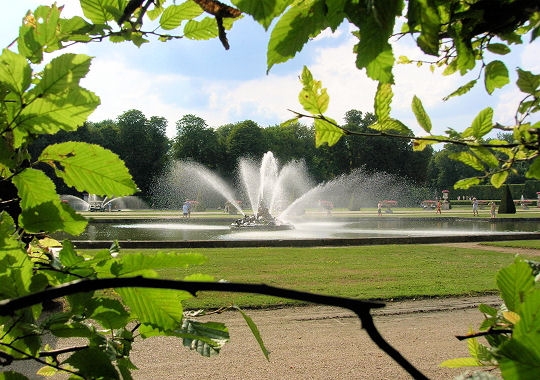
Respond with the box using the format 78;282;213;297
0;3;243;378
254;0;539;189
441;257;540;379
0;222;230;378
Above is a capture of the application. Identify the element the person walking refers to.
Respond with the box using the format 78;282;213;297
182;201;190;218
490;201;496;218
377;201;382;216
435;200;442;214
472;198;479;216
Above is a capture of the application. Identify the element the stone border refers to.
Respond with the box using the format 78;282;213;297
72;231;540;249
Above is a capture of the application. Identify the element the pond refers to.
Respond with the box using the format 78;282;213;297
56;217;540;242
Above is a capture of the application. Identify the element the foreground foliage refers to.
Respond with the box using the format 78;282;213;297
441;257;540;378
0;2;249;378
1;1;539;378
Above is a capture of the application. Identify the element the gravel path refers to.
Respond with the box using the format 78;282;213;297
13;241;536;379
130;295;502;379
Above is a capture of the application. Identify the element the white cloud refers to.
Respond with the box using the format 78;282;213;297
83;54;194;136
5;1;538;140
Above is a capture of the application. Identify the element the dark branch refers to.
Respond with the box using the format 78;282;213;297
0;277;428;379
287;109;528;149
456;329;512;341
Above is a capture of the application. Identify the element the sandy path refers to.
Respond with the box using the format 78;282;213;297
130;295;501;379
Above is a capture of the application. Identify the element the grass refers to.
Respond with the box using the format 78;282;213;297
480;240;540;249
107;244;538;309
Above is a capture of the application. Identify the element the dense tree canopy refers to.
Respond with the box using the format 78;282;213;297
172;114;222;169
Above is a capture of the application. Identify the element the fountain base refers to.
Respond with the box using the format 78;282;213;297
230;215;294;231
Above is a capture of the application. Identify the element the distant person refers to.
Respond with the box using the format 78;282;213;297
182;202;190;218
472;198;479;216
377;201;382;216
490;201;496;219
435;200;441;214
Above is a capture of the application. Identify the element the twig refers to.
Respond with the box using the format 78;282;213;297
0;277;428;379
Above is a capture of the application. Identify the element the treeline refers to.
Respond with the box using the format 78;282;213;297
29;108;534;204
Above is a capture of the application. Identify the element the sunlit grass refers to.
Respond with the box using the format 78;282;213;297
480;240;540;250
109;244;529;309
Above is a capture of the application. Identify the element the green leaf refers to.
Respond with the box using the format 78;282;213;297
499;349;540;380
80;0;123;24
470;147;498;169
33;54;92;96
440;357;482;368
462;108;493;139
12;168;59;210
183;273;215;282
14;87;100;146
117;287;188;332
411;95;432;133
0;220;34;298
443;79;477;101
374;82;392;121
19;201;87;235
235;306;270;360
352;0;400;83
454;177;481;189
0;49;32;96
490;171;508;188
498;293;540;380
369;119;411;134
496;259;535;313
36;366;59;377
450;151;484;172
455;36;476;75
314;118;344;147
58;240;86;267
89;298;130;329
362;46;395;84
411;0;441;56
516;68;540;95
0;371;31;379
267;1;327;72
525;156;540;179
514;289;540;340
38;142;137;197
65;347;120;379
486;43;511;55
233;0;291;30
298;66;329;115
49;322;94;338
159;3;203;30
27;5;63;53
183;18;218;40
478;304;498;317
484;60;510;94
179;319;229;357
0;212;21;251
412;138;440;151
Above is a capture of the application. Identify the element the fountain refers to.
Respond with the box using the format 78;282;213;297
60;194;148;211
55;156;540;242
150;151;435;232
151;152;314;230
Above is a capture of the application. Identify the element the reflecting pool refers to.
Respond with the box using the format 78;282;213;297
56;218;540;241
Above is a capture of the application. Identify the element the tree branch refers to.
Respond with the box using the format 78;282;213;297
456;329;512;341
288;109;525;148
0;277;428;379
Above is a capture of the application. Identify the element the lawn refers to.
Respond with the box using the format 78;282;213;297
108;243;536;309
480;240;540;249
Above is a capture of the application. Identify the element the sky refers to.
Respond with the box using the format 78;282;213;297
2;1;539;138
